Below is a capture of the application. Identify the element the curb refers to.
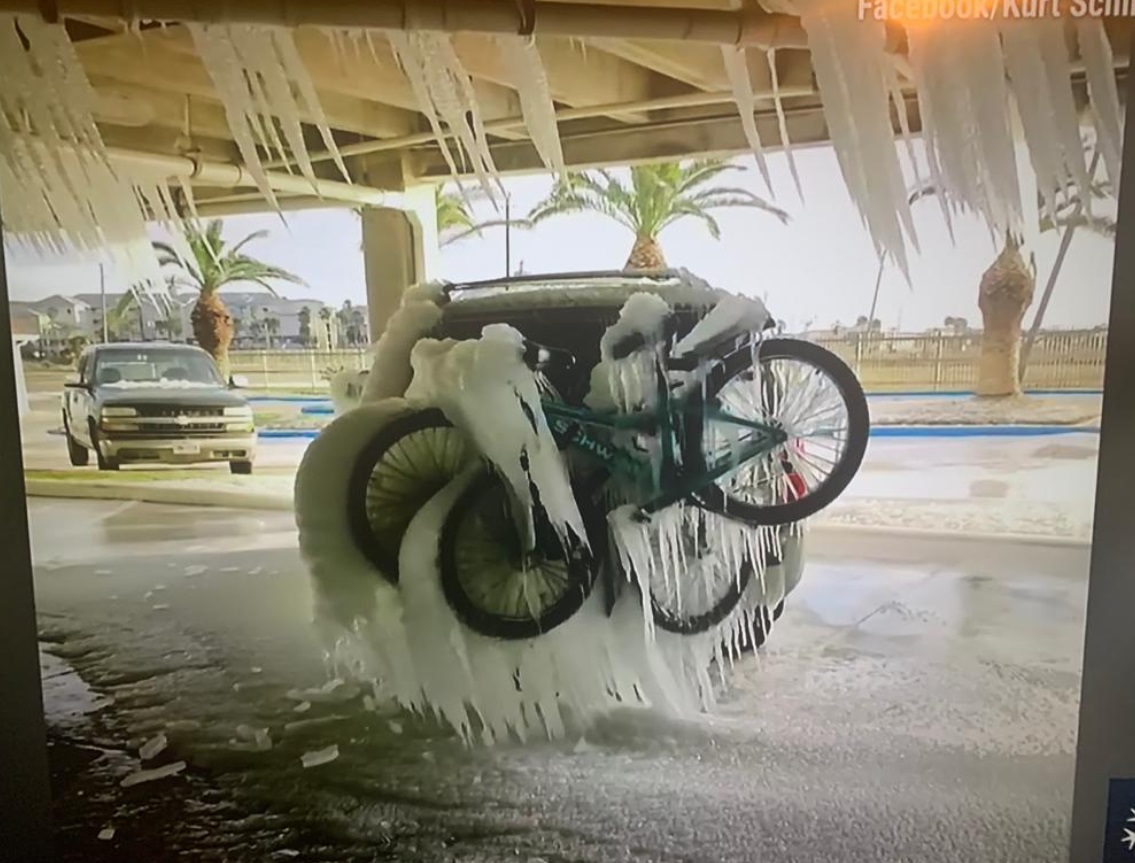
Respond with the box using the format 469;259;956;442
24;479;294;512
808;520;1091;548
871;424;1100;437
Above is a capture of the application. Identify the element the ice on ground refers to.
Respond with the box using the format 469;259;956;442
138;733;168;761
184;565;207;577
120;760;186;788
301;744;340;768
97;827;115;841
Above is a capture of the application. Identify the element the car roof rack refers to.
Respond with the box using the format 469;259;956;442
444;269;693;295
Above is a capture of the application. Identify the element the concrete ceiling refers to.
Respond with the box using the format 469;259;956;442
18;1;1133;215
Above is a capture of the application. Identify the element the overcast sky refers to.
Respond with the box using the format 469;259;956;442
5;143;1118;333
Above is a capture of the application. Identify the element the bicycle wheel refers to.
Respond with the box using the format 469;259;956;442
648;516;754;636
347;408;478;583
439;471;597;640
691;338;869;526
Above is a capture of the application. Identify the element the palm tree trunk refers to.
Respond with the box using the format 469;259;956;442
191;291;235;381
624;235;667;271
976;241;1035;397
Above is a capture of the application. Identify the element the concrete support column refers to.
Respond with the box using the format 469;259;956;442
1068;57;1135;863
361;185;439;341
0;211;52;859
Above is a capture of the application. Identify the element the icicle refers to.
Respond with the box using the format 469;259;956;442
793;0;915;278
0;13;169;289
721;46;773;193
497;34;565;178
272;29;351;183
386;31;477;201
187;22;279;210
766;48;803;201
1077;19;1123;190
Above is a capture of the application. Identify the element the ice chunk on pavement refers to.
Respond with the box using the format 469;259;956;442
152;604;170;611
120;760;186;787
388;720;403;735
184;565;207;577
301;744;339;768
166;720;202;732
139;733;168;761
236;724;273;751
293;701;312;713
97;827;115;841
95;569;112;576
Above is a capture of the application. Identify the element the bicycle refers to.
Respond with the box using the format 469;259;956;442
346;308;869;642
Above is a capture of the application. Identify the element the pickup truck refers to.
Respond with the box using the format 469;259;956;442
62;342;257;473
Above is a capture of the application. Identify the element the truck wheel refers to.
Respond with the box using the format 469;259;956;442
230;460;253;475
88;421;119;472
64;417;89;467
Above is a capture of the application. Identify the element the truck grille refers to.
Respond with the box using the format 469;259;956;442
134;422;228;435
135;405;226;418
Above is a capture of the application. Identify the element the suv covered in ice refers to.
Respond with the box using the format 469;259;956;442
62;342;256;473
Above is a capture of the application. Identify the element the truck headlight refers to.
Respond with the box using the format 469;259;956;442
224;406;253;418
101;406;138;418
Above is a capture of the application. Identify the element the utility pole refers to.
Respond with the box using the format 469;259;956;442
99;263;108;343
504;192;512;277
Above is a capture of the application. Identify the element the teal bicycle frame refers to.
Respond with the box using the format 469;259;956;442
542;390;788;516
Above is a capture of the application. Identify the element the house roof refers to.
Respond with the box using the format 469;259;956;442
31;295;92;311
10;306;45;339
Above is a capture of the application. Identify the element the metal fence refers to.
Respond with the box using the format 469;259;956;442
810;329;1108;392
229;329;1108;394
229;348;370;392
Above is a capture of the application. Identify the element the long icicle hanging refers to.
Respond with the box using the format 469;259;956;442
1076;18;1123;191
497;34;566;179
792;0;918;279
385;30;502;205
0;13;171;287
187;22;351;208
721;46;774;193
766;47;803;201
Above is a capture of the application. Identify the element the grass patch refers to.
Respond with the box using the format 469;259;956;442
25;467;296;483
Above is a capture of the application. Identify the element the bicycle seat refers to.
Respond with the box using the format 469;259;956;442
521;339;577;374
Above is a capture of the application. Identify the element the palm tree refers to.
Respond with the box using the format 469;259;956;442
265;316;280;350
908;150;1115;397
154;219;306;379
525;159;790;271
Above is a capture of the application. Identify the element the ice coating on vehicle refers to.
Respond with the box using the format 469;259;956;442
295;270;867;744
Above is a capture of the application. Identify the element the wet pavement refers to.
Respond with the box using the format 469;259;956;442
29;498;1088;862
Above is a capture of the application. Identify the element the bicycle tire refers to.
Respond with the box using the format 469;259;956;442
346;408;477;584
650;551;753;636
690;338;869;527
439;470;597;640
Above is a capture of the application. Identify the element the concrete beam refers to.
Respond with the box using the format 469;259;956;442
76;34;419;138
408;94;920;177
90;78;234;140
450;33;656;123
591;37;730;91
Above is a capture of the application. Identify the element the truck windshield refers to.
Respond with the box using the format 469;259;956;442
93;349;222;387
